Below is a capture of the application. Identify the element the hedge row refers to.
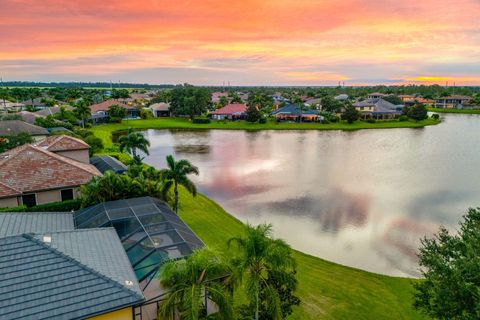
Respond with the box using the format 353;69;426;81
0;199;82;212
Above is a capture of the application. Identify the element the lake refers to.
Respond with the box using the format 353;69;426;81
143;114;480;277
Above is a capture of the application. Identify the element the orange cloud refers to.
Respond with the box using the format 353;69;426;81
0;0;479;85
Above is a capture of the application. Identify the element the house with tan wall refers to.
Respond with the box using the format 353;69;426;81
0;135;101;208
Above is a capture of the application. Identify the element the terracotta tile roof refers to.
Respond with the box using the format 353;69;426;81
88;99;130;114
35;135;90;152
212;103;247;115
0;182;21;198
0;144;101;195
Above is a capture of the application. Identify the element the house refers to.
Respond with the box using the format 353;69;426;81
18;110;44;124
0;212;145;319
367;92;388;99
149;102;171;117
353;98;402;119
0;120;49;140
398;95;416;102
90;155;128;174
74;196;204;319
20;97;49;109
0;100;25;111
212;103;247;120
304;98;322;108
0;136;101;208
334;94;349;101
211;91;229;103
34;105;74;117
272;104;322;122
35;135;91;163
435;95;471;109
88;99;139;124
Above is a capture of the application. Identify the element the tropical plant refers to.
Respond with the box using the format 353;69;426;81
159;249;235;320
160;155;199;213
407;103;428;121
413;208;480;319
75;100;91;128
108;104;128;122
341;104;360;123
228;224;299;320
118;128;150;158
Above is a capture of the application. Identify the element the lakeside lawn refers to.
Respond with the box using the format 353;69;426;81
90;117;440;147
428;107;480;114
179;191;426;319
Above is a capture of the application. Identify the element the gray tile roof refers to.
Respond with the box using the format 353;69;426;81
0;120;49;136
32;228;143;296
0;230;144;320
0;212;74;237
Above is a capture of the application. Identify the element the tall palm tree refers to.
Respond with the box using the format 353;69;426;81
160;155;199;214
228;224;296;320
75;101;91;128
118;128;150;158
159;249;234;320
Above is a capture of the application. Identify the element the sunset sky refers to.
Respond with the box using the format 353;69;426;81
1;0;479;86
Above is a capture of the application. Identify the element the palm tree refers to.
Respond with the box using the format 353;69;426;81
75;101;91;128
159;249;234;320
118;128;150;158
160;155;199;214
228;224;296;320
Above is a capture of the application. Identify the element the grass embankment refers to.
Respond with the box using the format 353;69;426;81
178;192;426;320
90;117;440;147
428;107;480;114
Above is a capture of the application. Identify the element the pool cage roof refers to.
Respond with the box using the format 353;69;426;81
74;197;204;285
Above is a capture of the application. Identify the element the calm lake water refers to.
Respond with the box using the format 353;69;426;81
143;114;480;277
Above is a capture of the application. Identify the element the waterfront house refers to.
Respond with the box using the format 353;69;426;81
0;136;101;208
0;212;145;320
272;104;322;122
149;102;171;117
353;98;402;119
0;120;49;140
89;99;139;123
212;103;247;120
435;95;472;109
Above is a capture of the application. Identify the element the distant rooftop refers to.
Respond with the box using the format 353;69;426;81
0;120;49;136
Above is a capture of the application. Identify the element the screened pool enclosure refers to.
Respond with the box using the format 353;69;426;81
74;197;204;287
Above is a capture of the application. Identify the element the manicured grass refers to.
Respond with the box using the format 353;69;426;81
178;191;427;319
90;117;440;147
428;107;480;114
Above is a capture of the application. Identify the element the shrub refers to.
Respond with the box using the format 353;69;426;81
399;115;409;122
83;135;104;156
192;117;211;124
431;113;440;120
140;109;153;119
0;199;82;212
329;115;340;123
259;117;267;124
366;118;376;123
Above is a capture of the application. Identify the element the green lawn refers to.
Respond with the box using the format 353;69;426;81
428;107;480;114
178;191;427;320
90;117;440;147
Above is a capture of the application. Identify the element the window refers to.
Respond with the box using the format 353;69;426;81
22;194;37;207
61;189;74;201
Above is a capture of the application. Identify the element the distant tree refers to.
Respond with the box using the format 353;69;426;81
150;90;171;104
111;89;130;99
414;208;480;319
248;93;274;115
321;96;342;113
170;85;211;119
229;92;243;103
108;105;127;123
35;115;60;128
383;95;403;105
245;104;262;123
341;104;360;123
407;103;428;121
219;95;229;107
160;155;199;214
118;128;150;158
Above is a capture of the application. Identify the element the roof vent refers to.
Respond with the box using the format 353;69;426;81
125;280;134;286
43;235;52;243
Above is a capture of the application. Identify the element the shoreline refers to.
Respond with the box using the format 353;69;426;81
428;107;480;114
91;117;440;147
